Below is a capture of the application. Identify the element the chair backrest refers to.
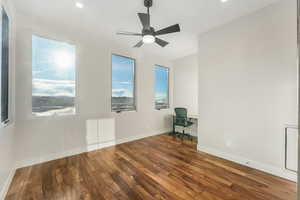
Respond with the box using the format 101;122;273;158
175;108;188;118
174;108;188;126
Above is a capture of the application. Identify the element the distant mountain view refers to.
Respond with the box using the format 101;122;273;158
112;96;135;111
32;95;75;115
155;98;169;109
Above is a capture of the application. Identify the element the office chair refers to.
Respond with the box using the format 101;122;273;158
173;108;194;141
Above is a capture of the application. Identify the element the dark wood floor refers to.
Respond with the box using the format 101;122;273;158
6;134;297;200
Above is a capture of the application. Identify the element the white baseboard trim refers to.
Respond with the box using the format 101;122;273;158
0;168;16;200
15;130;171;169
87;140;116;152
15;147;87;169
116;130;167;145
197;145;297;182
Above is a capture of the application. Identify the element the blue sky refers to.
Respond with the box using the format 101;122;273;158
112;55;169;100
112;55;135;97
32;36;168;100
32;35;76;97
155;65;169;101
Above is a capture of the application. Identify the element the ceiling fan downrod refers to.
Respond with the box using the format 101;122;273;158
144;0;152;26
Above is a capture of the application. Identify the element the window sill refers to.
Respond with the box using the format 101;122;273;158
29;113;78;120
111;110;137;114
155;107;170;111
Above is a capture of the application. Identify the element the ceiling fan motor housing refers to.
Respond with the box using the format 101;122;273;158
142;27;155;36
144;0;153;8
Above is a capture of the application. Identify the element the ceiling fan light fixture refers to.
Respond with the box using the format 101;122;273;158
142;35;155;44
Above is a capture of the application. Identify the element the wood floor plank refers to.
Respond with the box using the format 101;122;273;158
5;134;297;200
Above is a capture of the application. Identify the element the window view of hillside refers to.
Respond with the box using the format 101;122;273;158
111;55;136;112
32;35;76;116
155;66;169;109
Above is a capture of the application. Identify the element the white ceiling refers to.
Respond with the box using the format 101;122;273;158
11;0;280;60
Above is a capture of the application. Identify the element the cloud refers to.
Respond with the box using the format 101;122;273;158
32;78;75;97
155;93;168;103
112;81;132;86
32;92;75;97
156;93;167;99
112;89;132;97
119;81;132;85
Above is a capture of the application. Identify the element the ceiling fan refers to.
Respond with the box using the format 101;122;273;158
117;0;181;48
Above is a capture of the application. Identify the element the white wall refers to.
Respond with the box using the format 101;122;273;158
173;54;198;116
14;14;174;168
197;0;298;181
0;126;15;199
0;0;16;198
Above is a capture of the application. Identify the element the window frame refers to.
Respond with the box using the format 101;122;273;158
0;6;10;127
111;53;137;113
154;65;170;110
31;34;78;118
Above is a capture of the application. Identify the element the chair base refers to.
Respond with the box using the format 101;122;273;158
171;131;194;141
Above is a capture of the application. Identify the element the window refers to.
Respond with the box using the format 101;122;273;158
111;54;136;112
1;8;9;124
32;35;76;116
155;65;169;110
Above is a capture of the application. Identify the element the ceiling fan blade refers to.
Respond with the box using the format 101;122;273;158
155;24;180;36
134;40;144;48
155;38;169;47
138;13;150;29
117;31;142;36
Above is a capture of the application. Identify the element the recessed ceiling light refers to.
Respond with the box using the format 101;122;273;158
221;0;228;2
76;2;84;8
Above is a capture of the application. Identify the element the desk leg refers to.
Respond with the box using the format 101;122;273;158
172;116;176;138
